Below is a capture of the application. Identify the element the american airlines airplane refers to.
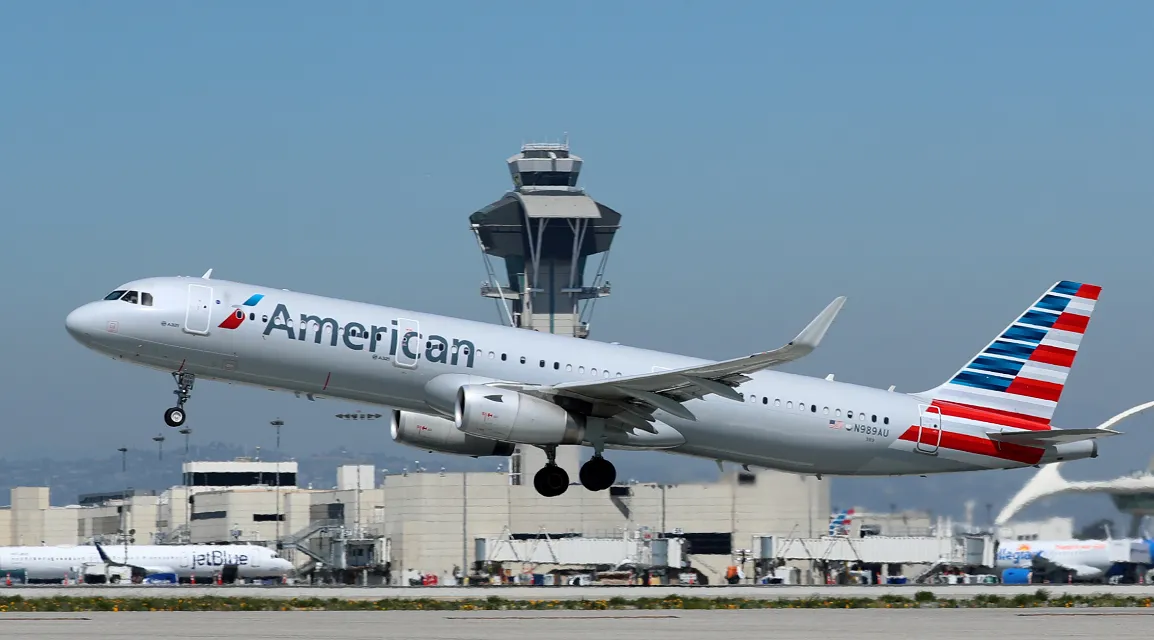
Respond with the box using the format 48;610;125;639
64;273;1147;497
0;542;292;582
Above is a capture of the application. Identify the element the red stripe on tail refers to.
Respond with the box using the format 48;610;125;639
1005;377;1064;402
1075;284;1102;301
931;400;1051;431
899;426;1045;465
1029;345;1077;368
1052;312;1090;334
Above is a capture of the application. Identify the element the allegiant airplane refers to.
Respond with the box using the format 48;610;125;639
64;273;1150;497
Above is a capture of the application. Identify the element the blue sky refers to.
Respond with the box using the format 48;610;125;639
2;1;1153;520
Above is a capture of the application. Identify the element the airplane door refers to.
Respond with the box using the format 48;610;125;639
184;284;213;335
916;404;942;454
393;318;420;369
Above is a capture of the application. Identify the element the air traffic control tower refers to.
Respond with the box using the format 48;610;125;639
469;140;621;338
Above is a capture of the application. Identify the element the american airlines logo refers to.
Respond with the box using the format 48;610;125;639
261;303;477;368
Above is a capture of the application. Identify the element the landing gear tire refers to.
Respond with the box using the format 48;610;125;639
167;371;195;428
533;464;570;497
579;456;616;492
164;407;186;428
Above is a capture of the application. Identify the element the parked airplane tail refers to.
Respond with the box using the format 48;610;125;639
918;280;1101;429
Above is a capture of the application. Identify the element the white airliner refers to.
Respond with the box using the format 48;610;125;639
64;274;1150;497
994;538;1151;581
0;542;292;582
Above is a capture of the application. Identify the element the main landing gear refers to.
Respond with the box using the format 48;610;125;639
532;447;618;497
533;446;569;498
164;371;195;428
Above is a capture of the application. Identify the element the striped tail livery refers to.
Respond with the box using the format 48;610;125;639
919;280;1100;433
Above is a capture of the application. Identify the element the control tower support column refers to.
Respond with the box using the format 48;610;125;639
470;139;621;339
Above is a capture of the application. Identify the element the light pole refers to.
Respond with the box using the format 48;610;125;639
179;428;192;457
117;447;127;473
270;419;284;545
153;434;165;461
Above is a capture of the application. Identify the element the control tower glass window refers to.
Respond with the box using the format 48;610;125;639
518;171;578;187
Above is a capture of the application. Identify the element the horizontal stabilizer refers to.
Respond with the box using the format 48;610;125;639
988;428;1120;445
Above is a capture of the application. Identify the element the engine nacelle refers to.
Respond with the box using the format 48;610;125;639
454;385;586;445
390;410;515;457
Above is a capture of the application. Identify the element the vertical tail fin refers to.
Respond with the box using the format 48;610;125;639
920;281;1101;427
828;508;854;536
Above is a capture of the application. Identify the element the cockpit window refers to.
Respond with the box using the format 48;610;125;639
104;290;127;301
121;290;139;304
141;292;153;306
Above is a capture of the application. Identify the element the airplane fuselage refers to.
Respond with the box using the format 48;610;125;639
65;276;1099;478
0;544;291;581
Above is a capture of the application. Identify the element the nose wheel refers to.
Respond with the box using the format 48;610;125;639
579;455;616;492
165;371;195;428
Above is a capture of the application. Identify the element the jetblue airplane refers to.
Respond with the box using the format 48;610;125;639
0;542;292;582
64;273;1146;497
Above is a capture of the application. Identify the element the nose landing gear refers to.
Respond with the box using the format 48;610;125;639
164;371;195;428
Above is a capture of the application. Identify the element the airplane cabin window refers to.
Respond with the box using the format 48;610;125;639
249;312;256;321
141;292;154;306
786;401;793;409
121;290;139;304
104;290;126;300
578;366;585;374
810;404;817;413
553;362;559;369
823;407;829;415
488;351;495;359
604;370;610;378
836;409;842;417
847;411;854;419
566;364;572;372
762;397;768;405
872;415;877;422
539;360;546;368
774;399;781;406
520;356;526;364
591;368;598;376
884;417;889;424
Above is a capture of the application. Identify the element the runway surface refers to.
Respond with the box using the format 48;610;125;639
1;608;1151;640
3;583;1154;599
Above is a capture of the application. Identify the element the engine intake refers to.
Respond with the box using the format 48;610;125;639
390;410;515;457
454;385;586;445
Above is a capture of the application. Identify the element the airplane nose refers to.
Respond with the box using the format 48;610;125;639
65;303;100;340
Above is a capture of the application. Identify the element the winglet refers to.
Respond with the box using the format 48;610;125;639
790;296;846;353
201;268;213;279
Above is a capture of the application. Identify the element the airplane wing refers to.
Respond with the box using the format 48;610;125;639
1030;553;1104;580
496;296;846;423
988;428;1121;445
94;542;173;576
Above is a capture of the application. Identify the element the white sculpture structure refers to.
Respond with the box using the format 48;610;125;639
994;400;1154;530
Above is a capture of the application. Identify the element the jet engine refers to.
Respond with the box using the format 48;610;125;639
390;410;515;457
454;385;586;445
